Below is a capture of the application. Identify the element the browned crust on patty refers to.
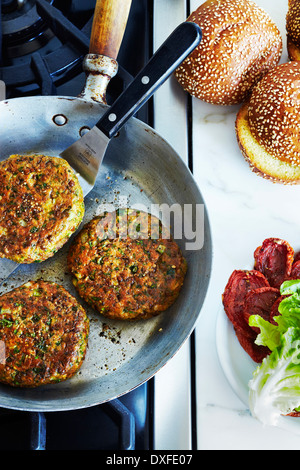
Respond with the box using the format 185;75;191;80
67;209;187;320
0;154;84;264
0;280;89;387
174;0;282;105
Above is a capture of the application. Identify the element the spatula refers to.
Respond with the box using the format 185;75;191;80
61;20;202;196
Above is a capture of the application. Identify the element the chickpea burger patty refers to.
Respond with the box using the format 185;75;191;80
0;280;89;387
67;209;187;320
0;154;84;263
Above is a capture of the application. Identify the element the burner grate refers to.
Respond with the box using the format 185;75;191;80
30;400;136;451
0;399;136;450
0;378;153;450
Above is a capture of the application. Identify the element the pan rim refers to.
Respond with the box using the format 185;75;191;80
0;95;212;411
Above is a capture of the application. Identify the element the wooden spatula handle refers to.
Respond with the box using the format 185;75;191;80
89;0;132;58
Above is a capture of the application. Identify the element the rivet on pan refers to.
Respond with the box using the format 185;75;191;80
79;126;90;137
108;113;117;122
141;76;150;85
53;114;68;126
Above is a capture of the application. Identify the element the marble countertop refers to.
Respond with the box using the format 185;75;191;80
153;0;300;450
192;0;300;450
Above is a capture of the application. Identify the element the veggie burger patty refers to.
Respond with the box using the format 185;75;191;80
67;208;187;320
0;280;89;387
0;154;84;263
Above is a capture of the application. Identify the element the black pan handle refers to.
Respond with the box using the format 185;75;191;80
95;21;202;139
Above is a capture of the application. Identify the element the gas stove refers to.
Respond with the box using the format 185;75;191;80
0;0;196;451
1;0;148;104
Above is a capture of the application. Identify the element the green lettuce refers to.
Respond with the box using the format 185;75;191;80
248;279;300;426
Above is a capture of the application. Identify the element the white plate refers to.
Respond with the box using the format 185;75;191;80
216;306;300;434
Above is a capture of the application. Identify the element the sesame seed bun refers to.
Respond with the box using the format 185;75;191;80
286;0;300;61
174;0;282;105
235;62;300;184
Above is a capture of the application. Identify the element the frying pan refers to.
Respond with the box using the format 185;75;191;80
0;0;212;411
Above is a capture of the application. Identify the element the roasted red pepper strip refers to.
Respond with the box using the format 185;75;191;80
253;238;294;288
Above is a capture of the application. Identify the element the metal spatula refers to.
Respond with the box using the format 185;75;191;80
61;21;202;196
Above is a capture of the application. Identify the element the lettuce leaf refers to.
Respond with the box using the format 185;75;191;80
249;315;280;351
249;327;300;426
280;279;300;296
248;279;300;426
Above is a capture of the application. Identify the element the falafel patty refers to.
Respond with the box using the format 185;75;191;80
0;280;89;387
0;154;84;263
67;208;187;320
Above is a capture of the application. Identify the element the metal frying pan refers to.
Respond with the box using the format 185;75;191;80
0;0;212;411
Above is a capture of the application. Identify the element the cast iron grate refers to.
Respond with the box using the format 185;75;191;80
0;399;136;450
31;400;136;450
0;379;153;450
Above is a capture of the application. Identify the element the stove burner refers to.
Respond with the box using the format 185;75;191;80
2;0;55;58
0;0;89;93
2;0;20;15
0;0;135;100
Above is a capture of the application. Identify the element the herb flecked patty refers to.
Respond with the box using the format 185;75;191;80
0;280;89;387
67;209;187;320
0;154;84;263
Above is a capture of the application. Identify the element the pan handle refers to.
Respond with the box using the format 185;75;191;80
81;0;132;104
94;22;202;138
89;0;132;58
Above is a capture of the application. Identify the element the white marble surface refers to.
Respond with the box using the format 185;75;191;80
153;0;300;450
192;0;300;450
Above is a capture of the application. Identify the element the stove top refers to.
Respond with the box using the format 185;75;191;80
0;382;153;450
0;0;155;451
1;0;151;106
